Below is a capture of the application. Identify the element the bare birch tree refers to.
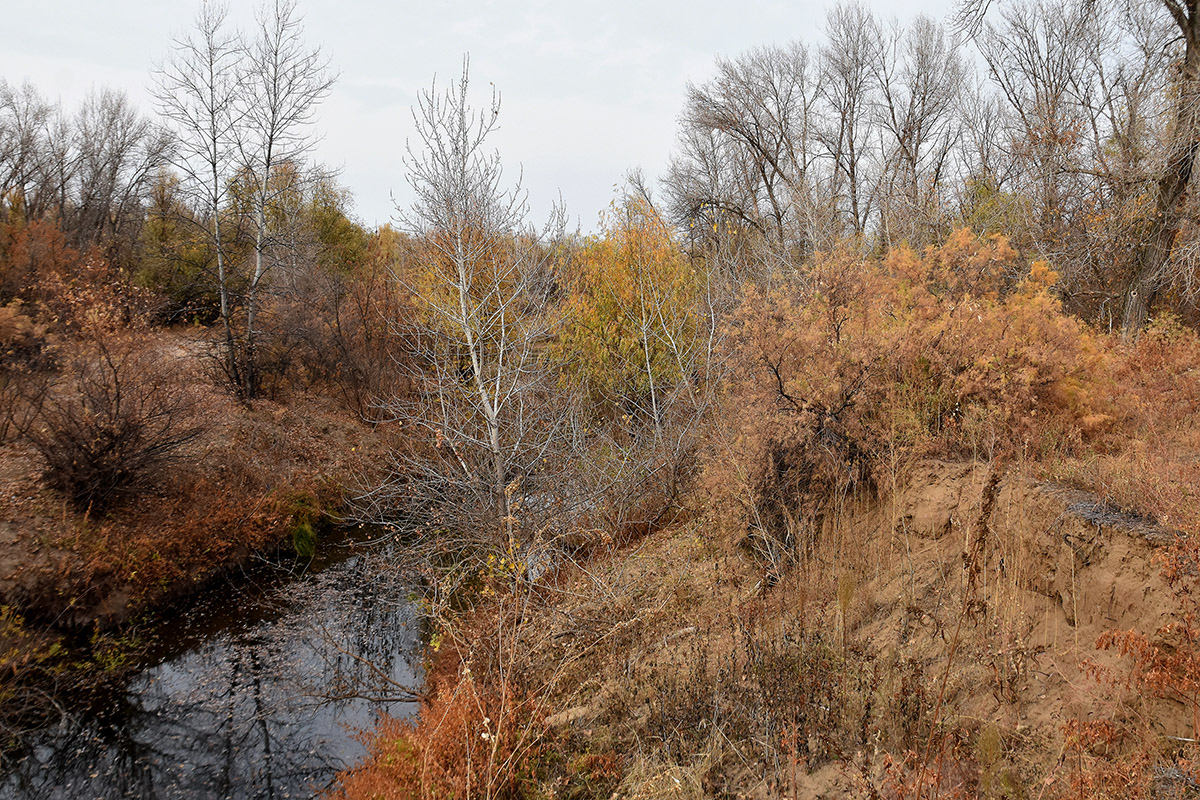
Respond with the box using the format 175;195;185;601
235;0;334;397
153;0;244;386
360;60;567;554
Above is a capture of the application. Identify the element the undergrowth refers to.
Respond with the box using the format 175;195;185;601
335;229;1200;798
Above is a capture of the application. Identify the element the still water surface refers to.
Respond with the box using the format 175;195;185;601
1;533;422;799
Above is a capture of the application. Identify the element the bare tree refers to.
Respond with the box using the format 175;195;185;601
872;15;964;247
153;0;244;386
0;80;54;220
665;43;831;281
0;81;75;227
954;74;1020;218
819;2;882;237
235;0;334;398
360;59;566;553
976;0;1096;275
689;45;817;247
1119;0;1200;334
666;124;764;277
961;0;1200;335
71;88;172;264
2;81;167;266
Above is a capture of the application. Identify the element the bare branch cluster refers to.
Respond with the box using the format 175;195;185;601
11;335;205;512
664;0;1200;335
152;0;335;398
358;59;569;557
0;80;171;269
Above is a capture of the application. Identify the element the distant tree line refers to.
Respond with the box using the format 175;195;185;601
665;0;1200;336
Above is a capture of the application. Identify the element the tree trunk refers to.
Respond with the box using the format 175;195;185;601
244;203;266;398
214;209;239;389
455;247;508;528
1121;1;1200;339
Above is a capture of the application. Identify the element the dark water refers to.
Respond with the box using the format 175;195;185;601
0;532;423;799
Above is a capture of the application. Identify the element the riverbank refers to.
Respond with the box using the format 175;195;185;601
0;387;389;629
337;459;1199;799
330;254;1200;797
1;523;423;798
0;327;399;748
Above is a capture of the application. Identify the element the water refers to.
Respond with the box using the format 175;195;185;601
0;532;423;799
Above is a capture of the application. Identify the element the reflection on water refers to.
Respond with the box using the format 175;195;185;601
1;537;422;799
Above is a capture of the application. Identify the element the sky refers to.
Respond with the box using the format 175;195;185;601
2;0;955;233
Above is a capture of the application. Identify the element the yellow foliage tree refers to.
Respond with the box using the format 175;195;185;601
558;195;702;429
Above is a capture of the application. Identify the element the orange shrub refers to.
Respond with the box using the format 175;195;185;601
1;218;157;334
1092;535;1200;741
703;230;1103;558
334;661;545;800
0;301;46;364
1051;316;1200;536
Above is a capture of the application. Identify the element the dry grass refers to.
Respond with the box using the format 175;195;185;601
338;230;1200;798
0;326;394;626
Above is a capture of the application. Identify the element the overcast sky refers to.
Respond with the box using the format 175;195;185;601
2;0;954;233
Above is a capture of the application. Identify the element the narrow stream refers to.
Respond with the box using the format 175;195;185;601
1;530;423;799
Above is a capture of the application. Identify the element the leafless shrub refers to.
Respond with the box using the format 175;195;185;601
14;334;205;511
270;251;415;415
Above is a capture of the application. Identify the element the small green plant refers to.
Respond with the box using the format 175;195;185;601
276;487;331;558
292;519;317;558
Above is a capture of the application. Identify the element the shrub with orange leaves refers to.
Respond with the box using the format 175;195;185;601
881;741;978;800
703;229;1103;561
333;656;546;800
0;218;157;334
1053;719;1156;800
1051;315;1200;537
0;300;47;369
